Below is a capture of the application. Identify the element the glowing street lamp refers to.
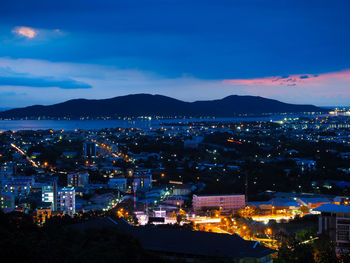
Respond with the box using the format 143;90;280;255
266;228;272;235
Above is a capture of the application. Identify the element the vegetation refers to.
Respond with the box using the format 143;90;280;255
0;210;166;263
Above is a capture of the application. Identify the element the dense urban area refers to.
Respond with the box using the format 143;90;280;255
1;112;350;262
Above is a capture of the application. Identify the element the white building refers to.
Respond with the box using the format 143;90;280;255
41;180;58;211
42;185;55;205
192;194;245;212
57;187;76;216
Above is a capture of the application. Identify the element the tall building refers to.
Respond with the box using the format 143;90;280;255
41;179;58;211
192;194;245;213
83;142;97;158
57;187;75;216
67;172;89;188
315;204;350;255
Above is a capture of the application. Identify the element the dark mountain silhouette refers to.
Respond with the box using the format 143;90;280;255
0;94;326;119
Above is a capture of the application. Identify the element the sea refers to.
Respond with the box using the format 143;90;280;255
0;115;299;132
0;113;329;132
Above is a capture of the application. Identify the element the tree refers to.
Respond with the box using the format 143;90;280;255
277;232;315;263
238;206;262;217
313;235;337;263
300;205;309;213
0;211;167;263
176;214;183;224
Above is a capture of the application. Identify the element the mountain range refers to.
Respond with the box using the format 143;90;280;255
0;94;327;119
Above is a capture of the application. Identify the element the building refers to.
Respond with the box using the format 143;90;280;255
1;176;34;196
35;203;52;225
12;176;35;186
315;204;350;255
41;180;58;211
0;162;16;177
132;174;152;192
108;178;127;191
88;193;116;211
61;152;77;158
130;224;274;262
83;142;97;158
0;192;15;213
2;180;31;198
67;172;89;188
192;194;245;213
57;187;76;216
172;184;192;196
42;182;75;216
42;185;55;206
295;159;316;173
163;196;184;206
153;207;167;218
184;136;203;149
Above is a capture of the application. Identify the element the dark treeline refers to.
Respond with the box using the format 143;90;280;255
0;210;166;263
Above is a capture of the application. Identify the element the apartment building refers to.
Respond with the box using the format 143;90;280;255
315;204;350;255
192;194;245;213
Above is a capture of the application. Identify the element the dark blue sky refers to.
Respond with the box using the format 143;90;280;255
0;0;350;106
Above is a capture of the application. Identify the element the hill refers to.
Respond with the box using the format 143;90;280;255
0;94;326;119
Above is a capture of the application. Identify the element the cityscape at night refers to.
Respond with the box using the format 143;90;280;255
1;1;350;262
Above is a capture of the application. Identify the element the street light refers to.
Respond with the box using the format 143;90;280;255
266;228;272;235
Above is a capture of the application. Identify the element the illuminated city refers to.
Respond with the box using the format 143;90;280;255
1;1;350;262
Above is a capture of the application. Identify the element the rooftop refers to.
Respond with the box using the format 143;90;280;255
69;217;274;260
314;204;350;213
194;194;245;198
129;226;274;259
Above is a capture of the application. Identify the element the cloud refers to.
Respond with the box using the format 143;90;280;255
0;57;246;107
0;75;92;89
0;57;350;107
0;91;18;97
0;0;349;80
223;70;350;87
12;26;38;39
222;69;350;105
0;63;92;89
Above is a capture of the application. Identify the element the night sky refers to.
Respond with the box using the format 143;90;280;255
1;0;350;107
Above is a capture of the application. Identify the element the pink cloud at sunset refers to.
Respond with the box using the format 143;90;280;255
222;70;350;105
223;70;350;87
12;26;38;39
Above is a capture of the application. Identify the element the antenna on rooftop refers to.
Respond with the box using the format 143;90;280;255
132;181;137;210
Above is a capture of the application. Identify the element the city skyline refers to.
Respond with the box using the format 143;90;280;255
2;2;350;261
1;0;350;107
